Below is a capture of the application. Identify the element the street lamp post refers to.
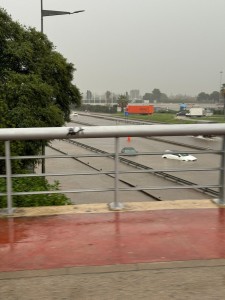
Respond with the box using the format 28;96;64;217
219;71;224;117
220;71;223;100
40;0;84;173
41;0;84;33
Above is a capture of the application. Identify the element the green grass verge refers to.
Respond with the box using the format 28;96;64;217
115;112;225;124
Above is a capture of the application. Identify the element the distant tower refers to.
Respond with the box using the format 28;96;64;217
130;90;140;101
86;90;92;100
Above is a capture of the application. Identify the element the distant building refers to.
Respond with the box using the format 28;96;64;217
130;90;140;101
86;90;92;100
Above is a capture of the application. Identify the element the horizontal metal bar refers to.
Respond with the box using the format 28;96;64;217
0;184;220;196
2;149;222;161
7;153;116;160
0;124;225;140
9;167;220;179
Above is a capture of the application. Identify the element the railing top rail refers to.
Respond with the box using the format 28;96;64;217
0;124;225;141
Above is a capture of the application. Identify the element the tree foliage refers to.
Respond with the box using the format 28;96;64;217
105;90;112;105
0;9;81;206
0;9;81;123
209;91;220;102
143;89;168;103
143;93;154;102
0;177;71;208
117;94;129;112
78;104;117;113
197;91;221;103
0;8;82;173
221;84;225;101
152;89;161;101
197;92;209;102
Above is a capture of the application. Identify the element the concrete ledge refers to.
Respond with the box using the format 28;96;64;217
1;259;225;280
0;199;219;218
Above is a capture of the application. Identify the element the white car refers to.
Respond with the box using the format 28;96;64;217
71;112;79;117
194;135;215;140
162;150;197;161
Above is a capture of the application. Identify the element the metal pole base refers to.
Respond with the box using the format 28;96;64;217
211;199;225;207
0;208;15;216
108;202;124;211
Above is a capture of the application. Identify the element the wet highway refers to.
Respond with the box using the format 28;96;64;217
38;113;222;204
71;112;222;150
70;113;222;185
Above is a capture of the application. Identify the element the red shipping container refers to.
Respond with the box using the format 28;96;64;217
126;105;154;115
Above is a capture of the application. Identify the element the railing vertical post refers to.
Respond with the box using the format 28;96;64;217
109;137;124;210
213;135;225;206
5;141;13;214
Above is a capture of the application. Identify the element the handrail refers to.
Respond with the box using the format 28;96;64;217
0;124;225;214
0;123;225;140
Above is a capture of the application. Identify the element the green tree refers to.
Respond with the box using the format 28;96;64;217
221;84;225;98
0;8;82;172
221;84;225;115
152;89;161;101
160;93;168;101
197;92;209;102
209;91;220;103
0;9;81;122
105;90;112;106
143;93;153;102
117;94;129;112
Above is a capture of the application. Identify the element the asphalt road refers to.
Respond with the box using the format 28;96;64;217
69;114;222;189
35;113;222;204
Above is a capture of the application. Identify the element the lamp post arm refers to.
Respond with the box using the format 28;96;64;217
70;10;85;14
40;1;85;32
42;10;72;17
42;9;85;17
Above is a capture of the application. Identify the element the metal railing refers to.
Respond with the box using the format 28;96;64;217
1;123;225;214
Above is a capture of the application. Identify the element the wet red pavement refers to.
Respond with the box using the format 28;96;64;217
1;208;225;272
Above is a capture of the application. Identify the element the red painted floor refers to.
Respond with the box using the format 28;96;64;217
1;209;225;272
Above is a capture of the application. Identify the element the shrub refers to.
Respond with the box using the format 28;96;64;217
0;176;71;208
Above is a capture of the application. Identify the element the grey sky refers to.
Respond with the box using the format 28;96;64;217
1;0;225;97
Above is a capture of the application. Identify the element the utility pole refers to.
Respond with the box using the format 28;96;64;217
40;0;84;173
219;71;224;118
220;71;223;99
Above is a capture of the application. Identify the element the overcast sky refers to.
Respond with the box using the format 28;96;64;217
1;0;225;97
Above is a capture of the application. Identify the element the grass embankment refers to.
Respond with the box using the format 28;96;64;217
116;112;225;124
